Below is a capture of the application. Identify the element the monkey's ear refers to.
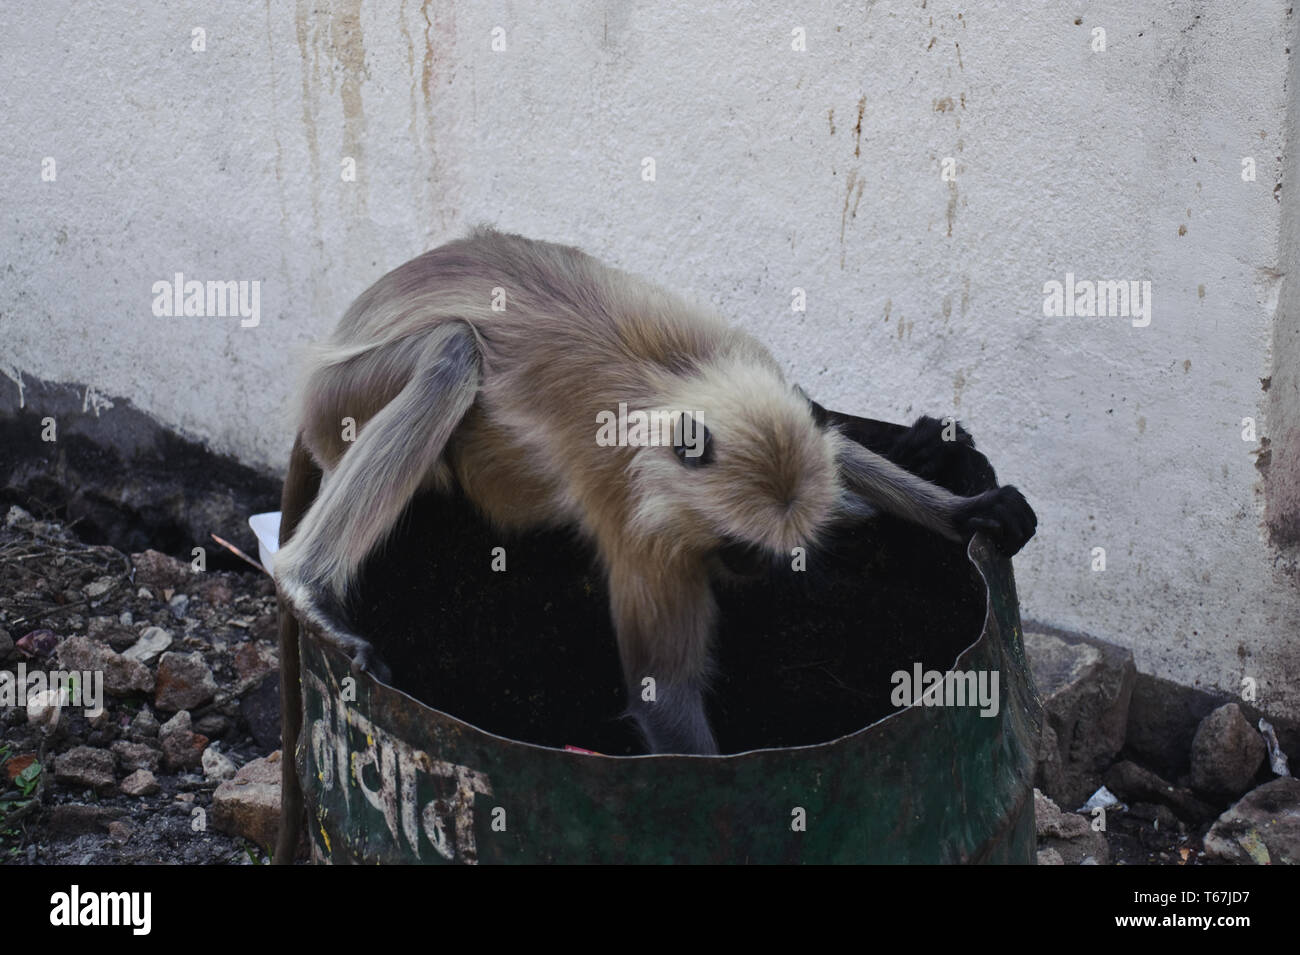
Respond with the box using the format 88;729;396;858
793;384;831;429
673;412;714;467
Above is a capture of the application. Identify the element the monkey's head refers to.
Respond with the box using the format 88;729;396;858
628;358;841;558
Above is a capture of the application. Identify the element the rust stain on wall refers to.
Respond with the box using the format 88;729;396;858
839;169;865;269
294;0;322;229
293;0;371;219
853;95;866;157
331;0;370;218
416;0;458;232
398;0;421;150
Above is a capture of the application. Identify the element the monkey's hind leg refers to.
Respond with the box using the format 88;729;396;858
274;322;481;682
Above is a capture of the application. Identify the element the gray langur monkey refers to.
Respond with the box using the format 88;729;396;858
274;226;1035;777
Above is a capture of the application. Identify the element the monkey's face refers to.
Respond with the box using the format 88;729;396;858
628;361;841;557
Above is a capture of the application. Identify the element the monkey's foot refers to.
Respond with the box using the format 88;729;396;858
955;485;1037;557
889;415;975;481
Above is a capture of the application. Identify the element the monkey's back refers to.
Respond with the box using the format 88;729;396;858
299;228;772;538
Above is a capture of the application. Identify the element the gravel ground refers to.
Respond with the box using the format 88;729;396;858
0;505;279;865
0;501;1274;866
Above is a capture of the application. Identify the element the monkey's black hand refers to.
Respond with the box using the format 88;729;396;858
954;485;1037;556
889;415;975;482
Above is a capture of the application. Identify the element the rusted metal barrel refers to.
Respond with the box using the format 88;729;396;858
293;413;1042;864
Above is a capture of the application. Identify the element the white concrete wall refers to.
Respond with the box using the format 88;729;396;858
2;1;1297;719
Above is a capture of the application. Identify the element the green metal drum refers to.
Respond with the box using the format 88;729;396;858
293;413;1042;864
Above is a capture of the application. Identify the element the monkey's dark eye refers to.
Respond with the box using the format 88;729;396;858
674;413;714;467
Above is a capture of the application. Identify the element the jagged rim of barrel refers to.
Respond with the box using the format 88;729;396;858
300;533;1015;761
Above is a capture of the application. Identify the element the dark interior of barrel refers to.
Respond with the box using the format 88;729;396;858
352;411;996;755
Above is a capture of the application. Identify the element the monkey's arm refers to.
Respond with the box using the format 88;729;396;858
836;437;1036;556
605;546;720;755
274;322;481;680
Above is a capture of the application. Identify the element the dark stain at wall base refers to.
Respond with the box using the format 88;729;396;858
0;375;280;567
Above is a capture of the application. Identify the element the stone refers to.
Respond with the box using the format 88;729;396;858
131;549;191;590
233;640;276;690
5;505;34;527
1036;848;1064;865
120;769;160;797
1025;629;1136;808
25;689;64;732
109;739;162;774
53;745;116;791
202;744;237;781
16;629;59;658
159;710;209;771
1202;777;1300;865
1125;673;1230;780
161;709;192;741
56;636;154;697
0;627;13;661
195;575;235;605
1104;760;1218;824
1190;703;1267;801
87;616;116;637
194;713;231;738
154;651;217;711
83;577;115;599
211;751;282;852
168;593;190;619
107;820;134;844
162;731;208;771
128;706;160;739
1034;790;1110;864
122;625;172;663
106;628;138;651
1034;789;1090;839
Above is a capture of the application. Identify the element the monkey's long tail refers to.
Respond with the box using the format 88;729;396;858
275;433;322;865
